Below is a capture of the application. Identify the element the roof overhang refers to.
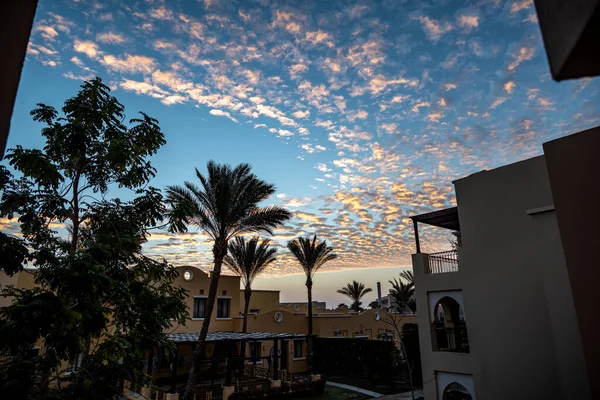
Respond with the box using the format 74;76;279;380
410;206;460;231
168;331;309;344
534;0;600;80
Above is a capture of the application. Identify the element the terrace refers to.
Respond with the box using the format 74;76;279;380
410;207;460;275
129;331;323;400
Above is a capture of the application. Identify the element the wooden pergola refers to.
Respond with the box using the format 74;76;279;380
410;207;460;253
152;331;310;394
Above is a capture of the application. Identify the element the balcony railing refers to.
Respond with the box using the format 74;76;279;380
428;250;459;274
432;322;469;353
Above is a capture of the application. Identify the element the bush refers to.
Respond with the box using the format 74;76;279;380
313;338;397;379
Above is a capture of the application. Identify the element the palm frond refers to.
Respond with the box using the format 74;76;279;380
223;236;277;289
287;235;337;279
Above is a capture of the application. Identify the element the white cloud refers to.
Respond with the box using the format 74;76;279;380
278;129;294;137
292;110;310;119
457;15;479;32
96;32;125;44
508;47;535;71
210;109;239;123
100;54;156;74
35;25;59;41
504;80;516;94
162;95;187;105
74;40;100;58
415;16;453;41
510;0;533;14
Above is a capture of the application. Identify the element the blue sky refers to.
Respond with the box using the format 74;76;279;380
5;0;600;305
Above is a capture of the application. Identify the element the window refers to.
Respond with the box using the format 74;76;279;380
217;298;230;318
193;297;206;319
293;340;304;359
249;342;262;363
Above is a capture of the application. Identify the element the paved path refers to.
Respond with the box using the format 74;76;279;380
375;389;424;399
326;381;384;398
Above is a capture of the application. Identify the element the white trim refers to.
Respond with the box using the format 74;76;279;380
526;205;555;215
293;357;306;361
354;335;369;339
216;317;232;321
191;318;205;321
217;296;233;299
193;295;208;299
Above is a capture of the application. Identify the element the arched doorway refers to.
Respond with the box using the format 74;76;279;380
443;382;472;400
432;296;469;352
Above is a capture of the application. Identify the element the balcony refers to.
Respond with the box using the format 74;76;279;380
431;321;470;353
410;207;461;274
428;250;459;274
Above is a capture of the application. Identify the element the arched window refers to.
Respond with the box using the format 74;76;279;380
443;382;472;400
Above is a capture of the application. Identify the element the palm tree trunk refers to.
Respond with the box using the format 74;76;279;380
182;239;227;400
242;288;252;333
306;278;313;373
306;278;313;335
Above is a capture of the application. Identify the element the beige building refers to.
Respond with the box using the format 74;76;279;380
1;264;415;379
410;127;599;400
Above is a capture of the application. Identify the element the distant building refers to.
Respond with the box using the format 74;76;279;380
1;267;416;377
280;301;327;311
410;126;599;400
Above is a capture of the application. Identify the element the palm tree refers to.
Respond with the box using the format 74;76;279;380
337;280;372;312
166;161;291;400
399;270;414;287
287;235;337;335
224;236;277;332
389;276;415;313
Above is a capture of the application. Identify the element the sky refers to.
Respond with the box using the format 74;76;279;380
4;0;600;307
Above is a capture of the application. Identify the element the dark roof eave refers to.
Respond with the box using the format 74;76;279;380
410;206;460;231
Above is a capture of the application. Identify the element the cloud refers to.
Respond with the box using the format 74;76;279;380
96;32;125;44
63;71;95;80
292;110;310;119
490;96;507;109
305;30;334;47
100;54;156;74
210;109;239;123
150;6;174;20
290;63;309;79
412;101;430;113
365;74;419;95
507;47;535;71
35;25;59;41
277;129;295;137
441;53;461;69
272;9;303;34
120;79;170;98
504;80;516;94
457;14;479;32
510;0;533;14
379;123;398;134
74;40;100;58
415;16;453;41
444;83;458;91
162;95;187;105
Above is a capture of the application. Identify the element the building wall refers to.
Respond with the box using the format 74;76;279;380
0;266;418;377
172;267;242;333
0;269;37;307
244;290;280;313
446;155;588;400
543;125;600;399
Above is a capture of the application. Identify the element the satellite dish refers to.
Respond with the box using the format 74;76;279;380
274;312;283;323
294;304;300;312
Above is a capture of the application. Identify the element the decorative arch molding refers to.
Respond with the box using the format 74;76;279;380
428;290;466;322
436;372;476;400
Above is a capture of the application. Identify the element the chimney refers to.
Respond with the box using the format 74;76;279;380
377;282;382;307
